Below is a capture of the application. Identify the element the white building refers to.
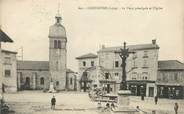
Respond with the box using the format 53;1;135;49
76;40;159;97
0;29;15;94
76;53;98;91
2;50;17;92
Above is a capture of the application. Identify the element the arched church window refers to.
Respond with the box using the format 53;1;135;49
58;40;61;48
25;77;30;85
54;40;58;48
40;77;44;85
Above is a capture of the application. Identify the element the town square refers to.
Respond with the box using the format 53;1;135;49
0;0;184;114
3;91;184;114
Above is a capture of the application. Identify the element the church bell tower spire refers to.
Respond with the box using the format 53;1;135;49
48;0;67;91
55;1;62;24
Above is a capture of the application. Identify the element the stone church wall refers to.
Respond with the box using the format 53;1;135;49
66;72;76;91
17;70;50;90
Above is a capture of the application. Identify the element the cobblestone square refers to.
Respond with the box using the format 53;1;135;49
3;91;184;114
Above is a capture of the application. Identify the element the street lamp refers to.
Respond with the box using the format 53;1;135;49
115;42;135;90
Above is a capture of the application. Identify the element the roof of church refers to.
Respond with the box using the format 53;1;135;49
49;24;66;38
2;49;17;54
17;60;74;73
48;14;66;38
158;60;184;70
76;53;98;59
98;43;159;53
0;29;13;42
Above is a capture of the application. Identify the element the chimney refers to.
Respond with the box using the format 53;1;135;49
152;39;156;45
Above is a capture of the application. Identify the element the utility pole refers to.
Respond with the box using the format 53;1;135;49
16;46;23;61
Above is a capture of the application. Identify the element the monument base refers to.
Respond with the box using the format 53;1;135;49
118;90;131;106
113;90;139;114
48;82;56;93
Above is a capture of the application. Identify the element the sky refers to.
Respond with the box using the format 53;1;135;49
0;0;184;71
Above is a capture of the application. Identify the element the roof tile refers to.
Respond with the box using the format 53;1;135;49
17;60;74;72
76;53;97;59
98;44;159;52
0;29;13;42
158;60;184;70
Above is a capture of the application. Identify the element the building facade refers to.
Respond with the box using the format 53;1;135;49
156;60;184;99
0;29;15;93
76;53;98;92
17;61;76;91
0;12;76;93
76;40;160;97
49;13;67;90
2;50;17;93
16;13;76;91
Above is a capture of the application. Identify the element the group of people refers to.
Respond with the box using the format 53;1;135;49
141;94;158;105
50;95;179;114
97;102;117;112
154;96;179;114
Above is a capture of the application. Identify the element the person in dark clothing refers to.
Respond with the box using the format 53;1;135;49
51;96;56;110
110;102;115;111
136;106;140;111
106;103;110;108
111;102;115;108
104;103;110;111
174;102;179;114
141;94;144;101
97;102;102;109
136;106;139;109
154;96;158;105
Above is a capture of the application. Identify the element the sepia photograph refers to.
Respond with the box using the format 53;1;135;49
0;0;184;114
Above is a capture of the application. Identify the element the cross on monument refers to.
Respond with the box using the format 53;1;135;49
115;42;135;90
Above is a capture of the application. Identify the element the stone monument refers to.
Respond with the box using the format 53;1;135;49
114;42;139;114
48;78;56;93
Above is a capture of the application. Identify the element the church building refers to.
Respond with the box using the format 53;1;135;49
48;13;67;90
16;13;76;91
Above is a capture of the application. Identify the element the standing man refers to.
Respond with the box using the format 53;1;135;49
154;95;158;105
141;94;144;101
51;96;56;110
174;102;179;114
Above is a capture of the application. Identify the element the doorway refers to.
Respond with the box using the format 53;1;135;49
25;77;31;89
149;87;154;97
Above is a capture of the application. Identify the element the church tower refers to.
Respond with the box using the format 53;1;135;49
48;12;67;91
